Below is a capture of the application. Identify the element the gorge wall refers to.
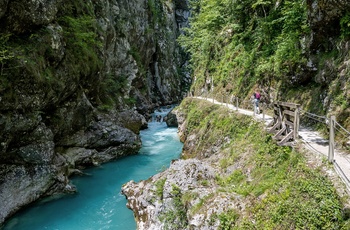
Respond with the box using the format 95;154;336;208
0;0;189;224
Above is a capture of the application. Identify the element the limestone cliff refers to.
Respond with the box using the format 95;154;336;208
305;0;350;128
0;0;189;224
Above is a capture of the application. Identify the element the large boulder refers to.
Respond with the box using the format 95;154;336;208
164;109;178;127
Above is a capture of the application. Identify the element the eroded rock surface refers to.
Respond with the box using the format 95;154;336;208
122;159;244;230
0;0;189;224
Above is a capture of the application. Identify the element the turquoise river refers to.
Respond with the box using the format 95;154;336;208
3;107;183;230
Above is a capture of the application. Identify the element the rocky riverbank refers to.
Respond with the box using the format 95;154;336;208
122;101;243;229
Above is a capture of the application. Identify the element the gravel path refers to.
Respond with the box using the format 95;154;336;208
195;96;350;192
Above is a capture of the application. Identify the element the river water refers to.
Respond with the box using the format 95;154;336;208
3;107;183;230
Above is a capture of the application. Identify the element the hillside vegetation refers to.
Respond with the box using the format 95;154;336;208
179;98;350;229
178;0;350;130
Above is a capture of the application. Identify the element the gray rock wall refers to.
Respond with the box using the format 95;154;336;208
307;0;350;53
305;0;350;78
0;0;189;224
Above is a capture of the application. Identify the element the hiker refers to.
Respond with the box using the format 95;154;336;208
253;90;261;114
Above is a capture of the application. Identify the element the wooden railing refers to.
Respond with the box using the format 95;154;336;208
187;91;349;159
267;102;300;146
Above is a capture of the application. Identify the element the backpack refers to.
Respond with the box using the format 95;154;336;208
255;92;261;100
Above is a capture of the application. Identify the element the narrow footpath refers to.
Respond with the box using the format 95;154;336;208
195;96;350;193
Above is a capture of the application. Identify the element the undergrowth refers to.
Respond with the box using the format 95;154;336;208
177;98;350;229
159;184;188;229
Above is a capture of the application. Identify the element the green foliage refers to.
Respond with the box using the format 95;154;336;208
58;0;95;16
178;0;308;96
1;0;101;77
201;179;209;186
155;178;166;199
0;33;16;94
188;193;214;215
128;46;147;76
148;0;165;26
98;73;137;110
59;15;102;76
0;34;15;69
159;184;188;229
0;0;105;108
178;98;349;229
125;97;137;106
170;184;188;223
0;29;65;107
242;165;345;230
218;170;245;187
219;209;240;230
340;12;350;39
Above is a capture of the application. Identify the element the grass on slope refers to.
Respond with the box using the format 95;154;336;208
177;98;350;229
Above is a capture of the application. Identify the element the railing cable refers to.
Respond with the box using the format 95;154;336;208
300;110;328;124
335;121;350;135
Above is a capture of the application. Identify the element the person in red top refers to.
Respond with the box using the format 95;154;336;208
253;90;261;114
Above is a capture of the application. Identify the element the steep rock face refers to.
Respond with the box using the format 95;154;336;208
0;0;189;224
305;0;350;127
96;0;183;111
306;0;350;53
305;0;350;82
279;0;350;86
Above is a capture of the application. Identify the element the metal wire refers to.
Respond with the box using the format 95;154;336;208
296;109;350;142
335;121;350;136
303;115;323;124
300;110;328;124
300;110;328;122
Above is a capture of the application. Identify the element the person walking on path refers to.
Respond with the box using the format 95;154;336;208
253;90;261;114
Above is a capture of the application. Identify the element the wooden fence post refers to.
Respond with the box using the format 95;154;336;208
328;115;335;163
236;97;239;111
293;105;300;140
253;99;257;116
262;103;265;122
